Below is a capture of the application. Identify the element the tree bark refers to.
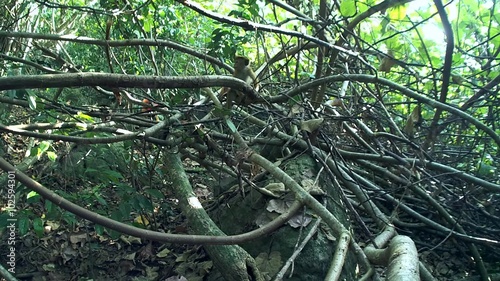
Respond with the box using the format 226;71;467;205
163;150;263;281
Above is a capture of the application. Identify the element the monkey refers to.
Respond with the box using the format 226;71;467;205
141;98;159;121
141;98;154;112
220;56;259;107
232;56;258;87
113;89;122;106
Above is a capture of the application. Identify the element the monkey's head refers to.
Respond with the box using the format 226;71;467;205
234;56;250;70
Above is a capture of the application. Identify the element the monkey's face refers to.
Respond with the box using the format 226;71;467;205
234;57;250;71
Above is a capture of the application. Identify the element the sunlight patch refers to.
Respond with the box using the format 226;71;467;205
188;196;203;209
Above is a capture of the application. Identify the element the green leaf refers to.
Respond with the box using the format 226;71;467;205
26;191;40;202
46;151;57;161
452;53;465;65
94;193;108;206
357;0;375;13
102;169;123;183
111;209;124;222
18;216;30;235
0;212;10;229
45;200;53;214
39;141;50;153
340;0;357;17
145;188;165;199
33;218;44;237
225;119;237;133
75;112;94;122
95;224;104;236
62;212;77;227
137;195;154;212
143;17;152;33
388;5;407;21
119;202;131;218
85;168;98;174
131;196;143;211
478;163;495;176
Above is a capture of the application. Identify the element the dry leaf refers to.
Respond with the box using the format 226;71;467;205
379;50;397;72
300;118;324;133
403;104;422;137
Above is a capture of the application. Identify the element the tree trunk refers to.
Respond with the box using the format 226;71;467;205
163;150;263;281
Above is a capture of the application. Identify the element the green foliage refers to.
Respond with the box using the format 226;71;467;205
32;217;44;237
208;27;256;57
0;212;9;229
0;185;76;237
131;194;154;212
144;188;165;199
340;0;357;17
1;4;500;279
387;5;407;21
17;213;31;235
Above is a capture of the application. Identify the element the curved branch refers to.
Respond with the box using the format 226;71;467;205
424;0;455;149
0;157;303;245
340;150;500;193
175;0;333;48
313;0;415;107
271;74;500;147
0;73;256;95
0;31;231;73
3;72;497;146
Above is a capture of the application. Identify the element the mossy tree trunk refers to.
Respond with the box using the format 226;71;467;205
163;150;263;281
